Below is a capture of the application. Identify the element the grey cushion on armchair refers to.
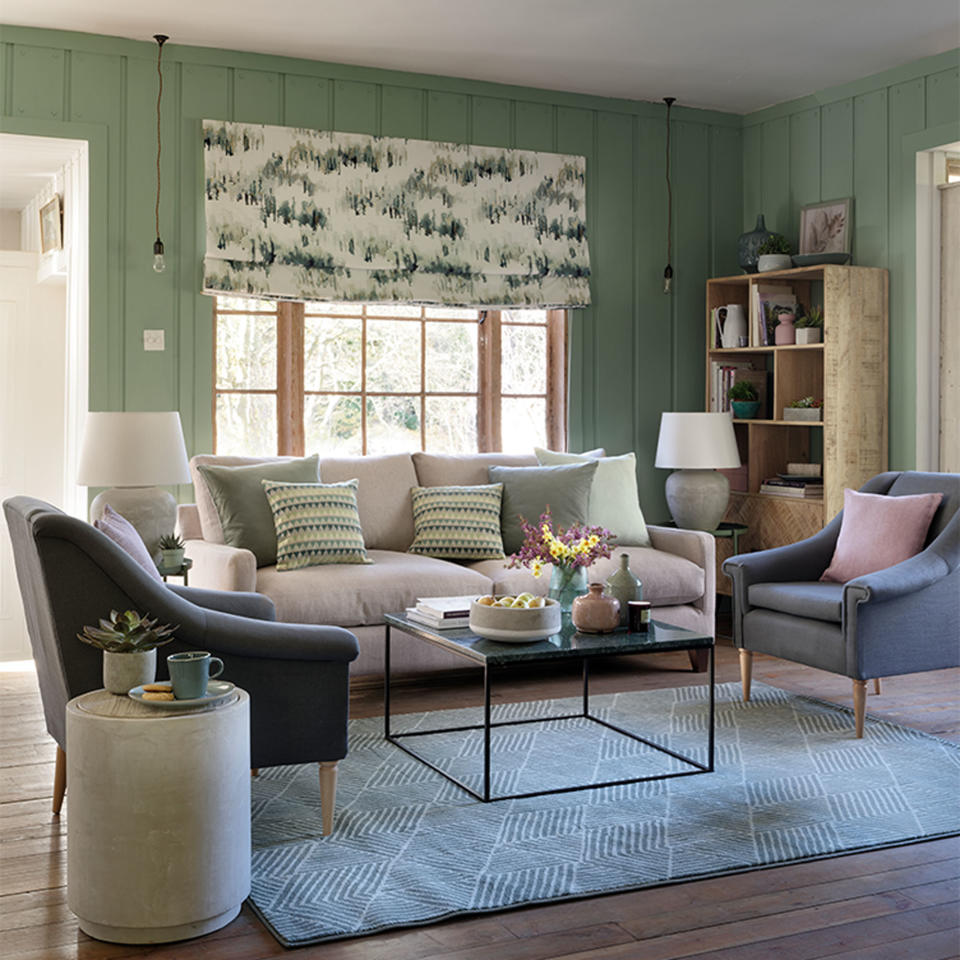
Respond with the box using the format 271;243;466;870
3;497;359;769
723;471;960;683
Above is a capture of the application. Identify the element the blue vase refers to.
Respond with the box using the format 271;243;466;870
738;215;773;274
548;565;588;612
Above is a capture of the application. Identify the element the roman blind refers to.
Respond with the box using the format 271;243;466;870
202;120;590;308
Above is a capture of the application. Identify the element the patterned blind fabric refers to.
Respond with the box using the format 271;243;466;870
407;484;505;560
262;479;371;570
203;120;591;308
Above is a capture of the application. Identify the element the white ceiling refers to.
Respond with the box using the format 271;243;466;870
0;134;86;210
3;0;959;113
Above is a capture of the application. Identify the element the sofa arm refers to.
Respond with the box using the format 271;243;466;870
183;539;257;593
646;525;715;618
177;503;203;541
167;583;276;621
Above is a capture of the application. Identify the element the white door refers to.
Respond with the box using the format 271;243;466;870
941;182;960;472
0;251;67;660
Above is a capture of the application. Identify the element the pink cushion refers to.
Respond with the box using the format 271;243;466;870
95;504;164;583
820;488;943;583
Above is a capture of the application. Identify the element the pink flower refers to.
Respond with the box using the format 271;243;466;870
506;506;616;572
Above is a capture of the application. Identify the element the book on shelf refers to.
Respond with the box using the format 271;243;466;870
759;477;824;498
405;608;471;629
709;360;754;412
750;283;796;346
414;595;476;618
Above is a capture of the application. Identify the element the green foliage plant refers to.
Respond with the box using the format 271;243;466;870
757;234;791;256
788;396;823;409
795;305;824;329
158;533;185;551
728;380;759;402
78;610;177;653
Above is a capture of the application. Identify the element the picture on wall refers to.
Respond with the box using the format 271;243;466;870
799;198;851;255
39;195;63;254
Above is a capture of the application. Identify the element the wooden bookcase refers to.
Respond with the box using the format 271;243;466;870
705;265;888;592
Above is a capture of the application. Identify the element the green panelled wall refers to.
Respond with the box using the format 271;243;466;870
0;26;742;518
742;49;960;470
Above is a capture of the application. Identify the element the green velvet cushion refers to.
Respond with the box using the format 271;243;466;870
408;484;505;560
196;455;320;567
535;447;651;546
488;461;598;555
262;479;371;571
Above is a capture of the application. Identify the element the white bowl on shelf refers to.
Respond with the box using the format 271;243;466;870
468;597;562;643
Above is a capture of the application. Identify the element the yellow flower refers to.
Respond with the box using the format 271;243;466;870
531;559;543;578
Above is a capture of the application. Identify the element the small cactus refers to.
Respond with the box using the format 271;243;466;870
78;610;177;653
158;533;185;551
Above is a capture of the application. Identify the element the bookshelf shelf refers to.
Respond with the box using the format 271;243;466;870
706;264;888;594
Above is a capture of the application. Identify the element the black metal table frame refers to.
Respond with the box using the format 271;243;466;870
383;622;715;803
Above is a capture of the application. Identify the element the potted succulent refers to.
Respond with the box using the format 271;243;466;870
756;234;792;272
795;305;823;344
783;396;823;421
158;533;186;571
78;609;177;695
728;380;760;419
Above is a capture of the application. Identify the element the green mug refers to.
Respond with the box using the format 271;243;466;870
167;651;224;700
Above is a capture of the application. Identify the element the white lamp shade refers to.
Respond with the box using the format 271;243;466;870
654;412;741;470
78;412;191;487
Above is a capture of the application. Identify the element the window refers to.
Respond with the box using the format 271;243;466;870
213;298;566;456
947;155;960;184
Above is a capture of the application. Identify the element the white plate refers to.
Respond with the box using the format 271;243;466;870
128;679;236;710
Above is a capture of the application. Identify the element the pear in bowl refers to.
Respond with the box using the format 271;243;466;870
469;595;561;643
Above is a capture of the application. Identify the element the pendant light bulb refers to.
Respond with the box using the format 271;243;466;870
663;97;676;295
663;264;673;294
153;238;166;273
152;34;169;274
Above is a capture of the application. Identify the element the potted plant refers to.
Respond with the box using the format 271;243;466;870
158;533;186;571
783;396;823;421
795;305;823;344
756;234;792;272
78;609;177;695
728;380;761;419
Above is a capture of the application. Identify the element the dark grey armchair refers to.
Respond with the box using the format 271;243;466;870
4;497;359;831
723;472;960;737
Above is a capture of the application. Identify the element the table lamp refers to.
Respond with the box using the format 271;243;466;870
654;412;741;531
77;412;191;558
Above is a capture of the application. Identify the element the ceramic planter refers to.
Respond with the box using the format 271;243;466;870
731;400;761;419
102;649;157;695
774;313;796;345
571;584;620;634
795;327;822;345
160;548;185;570
783;407;822;421
757;254;792;272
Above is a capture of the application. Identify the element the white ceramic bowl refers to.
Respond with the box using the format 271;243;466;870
468;597;562;643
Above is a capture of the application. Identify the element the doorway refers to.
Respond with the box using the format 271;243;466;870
0;133;89;660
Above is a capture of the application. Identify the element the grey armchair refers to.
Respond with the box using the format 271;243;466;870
4;497;359;832
723;472;960;737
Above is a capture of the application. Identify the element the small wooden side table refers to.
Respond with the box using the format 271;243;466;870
65;688;250;943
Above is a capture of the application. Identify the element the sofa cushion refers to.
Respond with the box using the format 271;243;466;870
535;447;651;546
94;504;164;583
255;550;492;626
408;484;505;560
468;560;547;597
263;479;371;570
319;453;418;552
489;461;598;555
195;455;320;566
821;487;943;583
412;452;538;487
748;581;844;623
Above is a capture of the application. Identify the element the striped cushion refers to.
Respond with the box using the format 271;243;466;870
262;479;372;570
408;484;505;560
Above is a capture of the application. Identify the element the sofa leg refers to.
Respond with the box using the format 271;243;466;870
873;678;881;696
739;649;752;702
853;680;866;738
687;649;709;672
52;746;66;815
319;761;339;836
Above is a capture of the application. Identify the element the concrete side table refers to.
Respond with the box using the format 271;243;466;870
66;688;250;943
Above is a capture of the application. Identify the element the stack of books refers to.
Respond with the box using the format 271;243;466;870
405;595;475;629
759;477;824;499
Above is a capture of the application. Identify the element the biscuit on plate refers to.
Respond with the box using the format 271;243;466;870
142;683;171;692
142;691;175;702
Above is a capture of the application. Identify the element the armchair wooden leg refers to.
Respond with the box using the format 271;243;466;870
739;649;753;702
53;746;66;815
318;761;339;836
873;678;881;696
251;768;260;777
853;680;866;738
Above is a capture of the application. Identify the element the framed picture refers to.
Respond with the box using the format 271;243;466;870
39;195;63;254
799;198;852;255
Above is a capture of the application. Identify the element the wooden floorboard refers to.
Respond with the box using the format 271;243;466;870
1;639;958;960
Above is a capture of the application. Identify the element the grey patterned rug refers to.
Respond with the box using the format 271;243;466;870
248;681;960;946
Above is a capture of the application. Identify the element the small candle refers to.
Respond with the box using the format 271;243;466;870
628;600;651;633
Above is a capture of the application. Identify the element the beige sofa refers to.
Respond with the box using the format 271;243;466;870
178;451;715;677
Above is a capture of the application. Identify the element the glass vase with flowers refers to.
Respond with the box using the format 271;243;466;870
506;508;616;611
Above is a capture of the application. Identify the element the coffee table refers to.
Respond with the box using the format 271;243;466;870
382;613;715;802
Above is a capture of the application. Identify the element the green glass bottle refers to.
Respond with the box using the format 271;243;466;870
605;553;641;627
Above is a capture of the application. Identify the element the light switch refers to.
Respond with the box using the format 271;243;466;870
143;329;165;351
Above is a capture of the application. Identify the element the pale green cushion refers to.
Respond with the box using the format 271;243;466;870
196;455;320;566
408;484;505;560
262;479;372;571
535;447;651;546
488;461;598;555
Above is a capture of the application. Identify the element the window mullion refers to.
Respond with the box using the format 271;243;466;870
478;310;502;451
277;301;305;456
547;309;568;451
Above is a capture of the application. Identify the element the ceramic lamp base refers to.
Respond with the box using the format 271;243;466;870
665;469;730;532
90;486;177;561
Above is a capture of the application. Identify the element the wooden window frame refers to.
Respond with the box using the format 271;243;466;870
213;300;567;456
